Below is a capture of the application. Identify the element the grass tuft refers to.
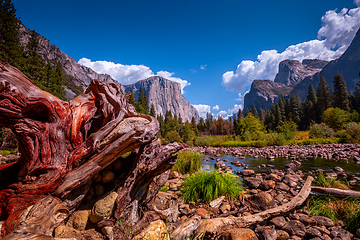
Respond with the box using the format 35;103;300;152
180;169;245;203
172;150;202;174
313;174;350;190
306;195;360;233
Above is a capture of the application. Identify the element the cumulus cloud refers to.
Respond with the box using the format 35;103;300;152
356;0;360;7
156;71;191;92
78;58;190;93
222;4;360;94
212;105;220;111
193;104;210;119
218;110;227;116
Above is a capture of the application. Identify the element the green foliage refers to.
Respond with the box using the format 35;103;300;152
0;127;17;149
309;123;334;138
135;87;149;114
333;72;349;111
180;169;244;203
238;113;265;139
346;122;360;142
277;120;297;140
164;130;181;144
172;150;202;174
159;184;169;192
335;130;352;143
306;195;360;233
316;75;332;120
322;107;349;131
313;174;349;189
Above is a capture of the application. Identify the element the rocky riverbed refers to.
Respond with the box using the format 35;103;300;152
2;144;360;239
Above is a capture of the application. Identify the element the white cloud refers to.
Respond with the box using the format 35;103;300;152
356;0;360;7
78;58;190;93
200;64;207;70
218;110;227;116
222;4;360;96
156;71;190;93
193;104;210;119
212;105;220;111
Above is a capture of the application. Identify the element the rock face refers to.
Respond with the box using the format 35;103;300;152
243;80;292;112
245;27;360;111
274;59;327;85
124;76;200;122
18;22;120;100
17;22;199;121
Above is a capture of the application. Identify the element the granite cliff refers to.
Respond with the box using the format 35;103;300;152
124;76;200;122
244;59;327;111
244;27;360;111
17;22;199;121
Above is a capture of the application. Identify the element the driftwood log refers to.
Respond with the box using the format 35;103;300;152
194;176;314;239
311;186;360;198
0;62;183;239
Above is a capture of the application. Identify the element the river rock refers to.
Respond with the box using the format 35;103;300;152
72;210;90;231
90;191;118;223
215;161;226;169
276;182;290;191
306;227;322;238
210;196;225;208
250;192;277;211
132;220;167;240
282;220;306;237
195;208;209;218
244;177;263;189
312;216;334;227
218;228;259;240
55;225;85;240
101;170;115;183
239;169;255;176
269;216;287;228
254;226;277;240
275;230;290;240
220;202;231;214
259;180;275;191
329;226;353;239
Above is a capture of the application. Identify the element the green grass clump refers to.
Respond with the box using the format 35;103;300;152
313;174;349;190
159;183;169;192
306;195;360;233
180;169;245;203
173;150;202;174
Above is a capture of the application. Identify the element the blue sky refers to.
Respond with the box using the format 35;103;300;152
12;0;360;119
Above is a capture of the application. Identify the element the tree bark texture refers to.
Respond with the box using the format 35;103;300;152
0;62;183;238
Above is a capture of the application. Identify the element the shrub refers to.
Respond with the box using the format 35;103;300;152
346;122;360;142
180;169;244;203
322;107;349;130
277;121;297;140
172;150;202;174
164;130;181;143
309;123;334;138
335;130;352;143
238;114;265;138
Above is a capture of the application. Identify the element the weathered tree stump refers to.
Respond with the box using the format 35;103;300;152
0;62;183;238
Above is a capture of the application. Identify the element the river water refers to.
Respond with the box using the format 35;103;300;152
201;154;360;177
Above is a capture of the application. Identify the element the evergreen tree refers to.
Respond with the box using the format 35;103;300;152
307;83;317;103
289;94;301;124
135;87;149;114
236;108;243;121
0;0;26;68
128;89;136;106
333;72;349;111
259;108;265;123
316;75;332;120
149;104;156;117
251;106;258;118
355;81;360;113
191;116;197;134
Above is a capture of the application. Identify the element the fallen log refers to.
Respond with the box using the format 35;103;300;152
0;62;183;238
311;186;360;198
194;176;314;239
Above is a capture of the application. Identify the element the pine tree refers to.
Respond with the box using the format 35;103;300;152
307;83;317;103
135;87;149;114
251;106;258;118
128;89;136;106
259;108;265;123
149;104;156;117
0;0;26;68
289;94;301;124
333;72;349;111
316;75;331;121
